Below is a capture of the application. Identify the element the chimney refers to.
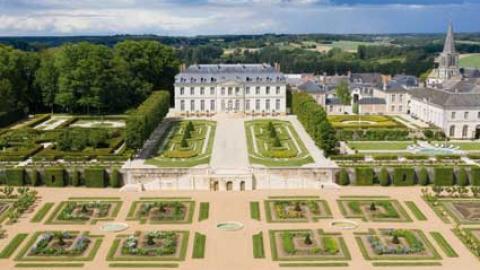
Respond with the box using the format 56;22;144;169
179;63;186;72
274;63;281;72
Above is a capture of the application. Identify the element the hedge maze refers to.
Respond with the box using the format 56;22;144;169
245;120;313;167
338;198;412;222
146;120;216;167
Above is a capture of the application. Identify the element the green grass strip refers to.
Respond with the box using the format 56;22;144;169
430;232;458;257
0;233;28;258
279;262;348;267
109;263;179;268
15;263;84;268
268;196;320;199
372;262;442;267
405;201;427;221
198;202;209;222
30;203;54;223
68;197;121;200
252;232;265;259
250;201;261;221
139;197;191;200
192;232;206;259
339;195;390;199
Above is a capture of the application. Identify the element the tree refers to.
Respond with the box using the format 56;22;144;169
273;136;282;147
337;169;350;185
392;235;400;245
370;202;377;211
304;234;313;245
35;49;59;113
335;81;351;106
418;167;429;186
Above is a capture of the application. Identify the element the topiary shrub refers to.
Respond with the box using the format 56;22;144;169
378;168;390;186
418;167;429;186
44;167;66;187
434;167;455;186
337;169;350;185
456;168;469;186
5;168;25;186
84;167;106;188
69;169;80;187
471;167;480;186
355;167;374;186
27;169;40;186
109;168;122;188
393;167;416;186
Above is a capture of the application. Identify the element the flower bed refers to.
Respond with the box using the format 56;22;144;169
337;198;411;222
265;199;332;223
46;199;122;225
126;200;194;224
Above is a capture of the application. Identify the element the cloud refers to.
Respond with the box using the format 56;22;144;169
0;0;478;35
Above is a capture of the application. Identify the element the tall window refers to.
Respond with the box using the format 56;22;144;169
275;99;280;110
235;99;240;111
221;87;225;95
200;100;205;111
276;86;280;95
255;99;260;110
246;87;250;95
266;86;270;95
266;99;270;110
449;125;455;137
221;100;225;110
200;87;205;95
478;111;480;119
190;100;195;111
210;87;214;95
451;112;456;119
463;125;469;138
245;100;250;111
235;87;240;95
399;94;403;102
464;112;469;119
180;100;185;111
210;100;215;111
255;87;260;95
190;87;194;95
180;87;185;95
228;87;232;95
391;95;396;102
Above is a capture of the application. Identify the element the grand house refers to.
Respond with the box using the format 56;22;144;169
173;64;287;115
291;23;480;139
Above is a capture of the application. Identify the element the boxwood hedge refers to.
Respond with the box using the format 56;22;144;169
5;168;25;186
84;167;106;188
434;167;455;186
355;167;374;186
393;167;416;186
44;167;66;187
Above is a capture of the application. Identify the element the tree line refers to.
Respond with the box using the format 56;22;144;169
0;40;179;116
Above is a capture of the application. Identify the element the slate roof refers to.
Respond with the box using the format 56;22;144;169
358;97;386;105
349;73;383;88
298;80;325;93
409;86;480;108
326;98;343;105
175;64;285;84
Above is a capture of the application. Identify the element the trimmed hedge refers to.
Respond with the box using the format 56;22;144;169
337;169;350;185
44;167;66;187
418;167;429;186
69;169;80;186
84;167;106;188
5;168;25;186
0;108;26;128
471;167;480;186
393;167;416;186
126;91;170;148
355;167;374;186
26;169;40;186
456;168;469;186
378;168;390;186
434;167;455;186
109;168;121;188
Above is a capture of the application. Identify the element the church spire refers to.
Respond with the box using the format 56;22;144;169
443;21;456;53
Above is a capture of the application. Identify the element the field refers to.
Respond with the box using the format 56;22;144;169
328;115;406;129
244;120;313;167
146;120;216;167
460;53;480;69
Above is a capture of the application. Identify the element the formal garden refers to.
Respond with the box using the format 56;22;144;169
338;197;412;222
126;199;195;224
264;198;332;223
146;120;216;167
245;120;313;167
355;228;441;261
269;229;350;261
45;198;123;225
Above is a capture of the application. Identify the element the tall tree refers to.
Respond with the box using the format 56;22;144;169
35;49;59;113
335;80;351;105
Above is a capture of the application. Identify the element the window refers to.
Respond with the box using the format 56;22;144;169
276;86;280;95
399;94;403;102
266;99;270;110
180;87;184;95
210;87;214;95
464;112;469;120
228;87;232;95
255;99;260;110
478;112;480;119
462;125;469;138
449;125;455;137
235;87;240;95
200;87;205;95
221;87;225;95
266;86;270;95
180;100;185;111
190;87;194;95
275;99;280;110
245;100;250;111
391;94;396;102
235;99;240;111
210;100;215;111
190;100;195;111
451;112;456;119
399;105;403;112
221;100;225;110
246;87;250;95
200;100;205;111
391;105;395;112
255;87;260;95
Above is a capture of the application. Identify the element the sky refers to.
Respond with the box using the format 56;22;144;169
0;0;479;36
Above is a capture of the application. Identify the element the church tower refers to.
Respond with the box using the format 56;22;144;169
427;22;461;87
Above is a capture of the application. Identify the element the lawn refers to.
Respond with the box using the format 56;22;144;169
146;120;216;167
328;115;406;129
436;142;480;151
348;141;413;151
460;53;480;69
245;119;313;167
